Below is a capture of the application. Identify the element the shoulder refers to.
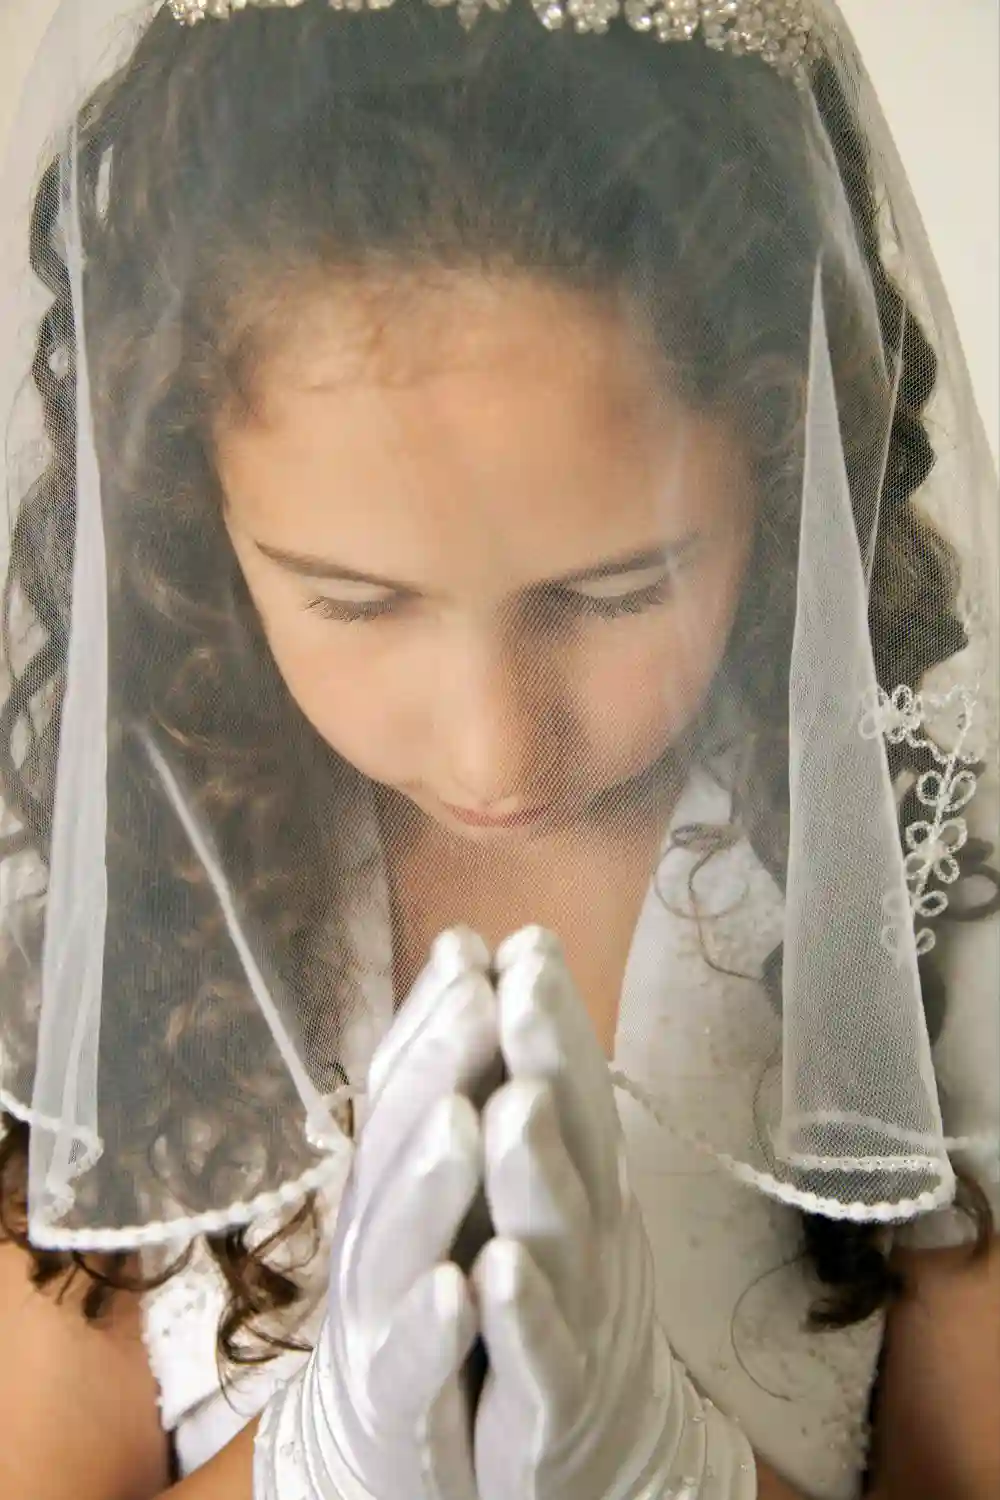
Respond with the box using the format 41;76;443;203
139;1175;345;1476
871;1235;1000;1497
0;1237;170;1500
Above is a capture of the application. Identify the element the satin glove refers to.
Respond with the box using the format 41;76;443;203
472;927;758;1500
255;928;500;1500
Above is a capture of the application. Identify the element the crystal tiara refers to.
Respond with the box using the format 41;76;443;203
166;0;820;82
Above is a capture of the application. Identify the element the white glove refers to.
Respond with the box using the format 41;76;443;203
472;927;759;1500
255;928;500;1500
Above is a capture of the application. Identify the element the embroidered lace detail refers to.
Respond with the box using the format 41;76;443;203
859;685;980;957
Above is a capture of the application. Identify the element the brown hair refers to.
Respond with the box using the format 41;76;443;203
1;1;994;1371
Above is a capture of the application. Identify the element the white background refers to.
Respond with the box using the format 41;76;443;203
1;0;998;460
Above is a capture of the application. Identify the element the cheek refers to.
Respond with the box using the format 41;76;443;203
578;564;746;771
577;632;703;775
287;647;406;778
240;582;415;780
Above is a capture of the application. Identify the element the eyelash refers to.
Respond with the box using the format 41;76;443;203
306;596;399;624
305;578;672;626
569;579;671;619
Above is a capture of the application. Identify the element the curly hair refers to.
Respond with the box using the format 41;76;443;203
1;0;995;1374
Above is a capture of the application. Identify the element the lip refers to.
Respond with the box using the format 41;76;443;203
443;802;552;829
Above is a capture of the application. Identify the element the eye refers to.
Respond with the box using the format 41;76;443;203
305;594;400;624
566;576;672;620
552;560;679;622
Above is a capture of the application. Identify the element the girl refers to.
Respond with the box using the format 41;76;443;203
0;1;997;1496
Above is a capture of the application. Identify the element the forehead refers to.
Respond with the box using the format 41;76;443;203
216;276;751;588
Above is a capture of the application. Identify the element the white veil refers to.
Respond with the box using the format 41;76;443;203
0;0;997;1251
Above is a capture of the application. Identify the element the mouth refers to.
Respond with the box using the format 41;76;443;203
441;802;553;830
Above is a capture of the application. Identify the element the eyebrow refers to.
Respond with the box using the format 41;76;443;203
253;537;700;593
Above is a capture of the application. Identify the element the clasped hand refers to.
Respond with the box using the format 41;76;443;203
321;926;676;1500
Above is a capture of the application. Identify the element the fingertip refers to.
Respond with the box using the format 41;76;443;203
419;1092;483;1176
495;965;562;1077
472;1240;584;1415
496;937;612;1093
427;1262;480;1388
472;1235;529;1306
366;957;498;1108
481;1076;554;1160
430;1260;476;1337
494;926;562;974
433;925;492;976
453;966;502;1039
366;1263;479;1416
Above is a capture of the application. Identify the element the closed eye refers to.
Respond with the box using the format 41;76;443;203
302;552;694;626
548;574;672;621
306;593;401;623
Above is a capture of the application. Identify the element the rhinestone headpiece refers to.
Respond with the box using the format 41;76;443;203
166;0;820;82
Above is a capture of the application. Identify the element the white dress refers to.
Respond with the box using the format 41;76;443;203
141;772;1000;1499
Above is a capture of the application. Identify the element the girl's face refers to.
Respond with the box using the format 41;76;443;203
218;277;753;841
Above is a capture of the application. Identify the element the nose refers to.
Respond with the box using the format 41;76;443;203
442;633;564;811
